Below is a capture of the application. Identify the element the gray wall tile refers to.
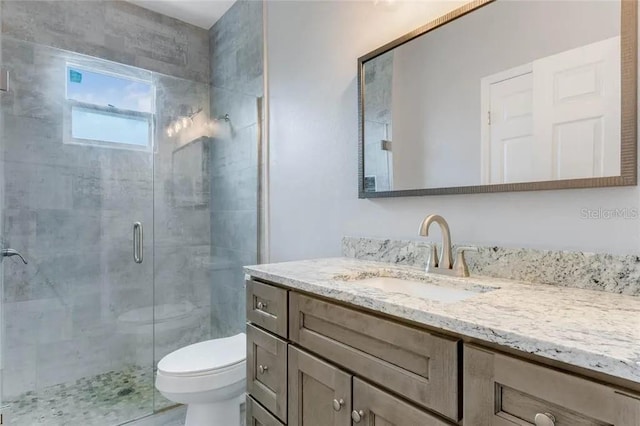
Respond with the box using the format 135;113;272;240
208;0;263;337
1;0;210;83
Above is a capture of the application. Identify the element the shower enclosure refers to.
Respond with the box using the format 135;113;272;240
0;1;263;424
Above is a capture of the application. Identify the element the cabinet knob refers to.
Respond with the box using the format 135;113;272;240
534;412;556;426
351;410;364;423
258;365;269;374
257;301;267;310
332;398;344;411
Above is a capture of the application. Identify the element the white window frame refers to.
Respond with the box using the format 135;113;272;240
63;63;156;152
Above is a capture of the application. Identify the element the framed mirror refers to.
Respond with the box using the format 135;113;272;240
358;0;637;198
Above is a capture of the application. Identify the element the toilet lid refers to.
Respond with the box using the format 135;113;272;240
158;333;246;376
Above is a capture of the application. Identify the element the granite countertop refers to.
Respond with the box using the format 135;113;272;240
244;257;640;384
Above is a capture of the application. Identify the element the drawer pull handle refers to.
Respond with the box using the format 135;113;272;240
534;413;556;426
257;301;267;310
351;410;364;423
332;398;344;412
258;365;269;374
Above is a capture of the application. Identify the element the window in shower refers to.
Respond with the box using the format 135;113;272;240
64;64;155;150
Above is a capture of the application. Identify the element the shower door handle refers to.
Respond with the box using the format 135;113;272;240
0;68;9;92
133;222;143;264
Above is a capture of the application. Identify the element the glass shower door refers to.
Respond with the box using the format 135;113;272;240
0;36;6;421
0;38;156;425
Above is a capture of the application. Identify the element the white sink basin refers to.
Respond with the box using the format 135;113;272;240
333;270;499;304
354;277;485;303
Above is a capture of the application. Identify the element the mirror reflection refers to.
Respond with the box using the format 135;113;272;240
362;0;622;193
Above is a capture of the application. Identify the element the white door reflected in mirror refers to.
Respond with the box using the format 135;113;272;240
481;37;621;184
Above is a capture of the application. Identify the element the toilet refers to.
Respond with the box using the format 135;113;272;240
155;333;246;426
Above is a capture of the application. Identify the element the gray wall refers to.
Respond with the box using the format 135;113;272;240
1;0;210;83
266;0;640;262
208;0;263;337
0;0;212;400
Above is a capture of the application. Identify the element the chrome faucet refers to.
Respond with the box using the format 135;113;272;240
418;214;475;277
1;248;27;264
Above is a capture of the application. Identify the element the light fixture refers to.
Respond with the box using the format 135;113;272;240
165;107;203;138
164;109;231;139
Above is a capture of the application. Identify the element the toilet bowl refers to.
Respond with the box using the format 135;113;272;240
155;333;246;426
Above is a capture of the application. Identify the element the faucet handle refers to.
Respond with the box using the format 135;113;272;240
426;244;439;272
455;246;478;253
453;246;477;277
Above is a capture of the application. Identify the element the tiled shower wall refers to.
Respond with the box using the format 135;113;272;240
363;51;393;192
0;0;212;398
208;0;263;337
0;0;209;83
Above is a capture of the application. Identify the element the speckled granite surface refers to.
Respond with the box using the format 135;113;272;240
244;257;640;384
342;236;640;295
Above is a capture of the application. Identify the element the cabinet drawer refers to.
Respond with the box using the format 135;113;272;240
352;378;453;426
247;324;288;423
289;293;461;421
247;280;288;338
464;345;640;425
247;395;285;426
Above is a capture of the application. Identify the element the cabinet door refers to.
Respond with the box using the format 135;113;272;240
351;378;452;426
464;344;640;426
288;346;352;426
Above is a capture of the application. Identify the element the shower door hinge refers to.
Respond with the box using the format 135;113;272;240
0;69;8;92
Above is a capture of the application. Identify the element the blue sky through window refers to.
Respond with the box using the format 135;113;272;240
66;66;153;113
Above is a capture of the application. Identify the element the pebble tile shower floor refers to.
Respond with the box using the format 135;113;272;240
3;366;158;425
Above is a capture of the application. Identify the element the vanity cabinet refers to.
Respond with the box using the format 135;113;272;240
246;279;460;425
246;279;640;426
